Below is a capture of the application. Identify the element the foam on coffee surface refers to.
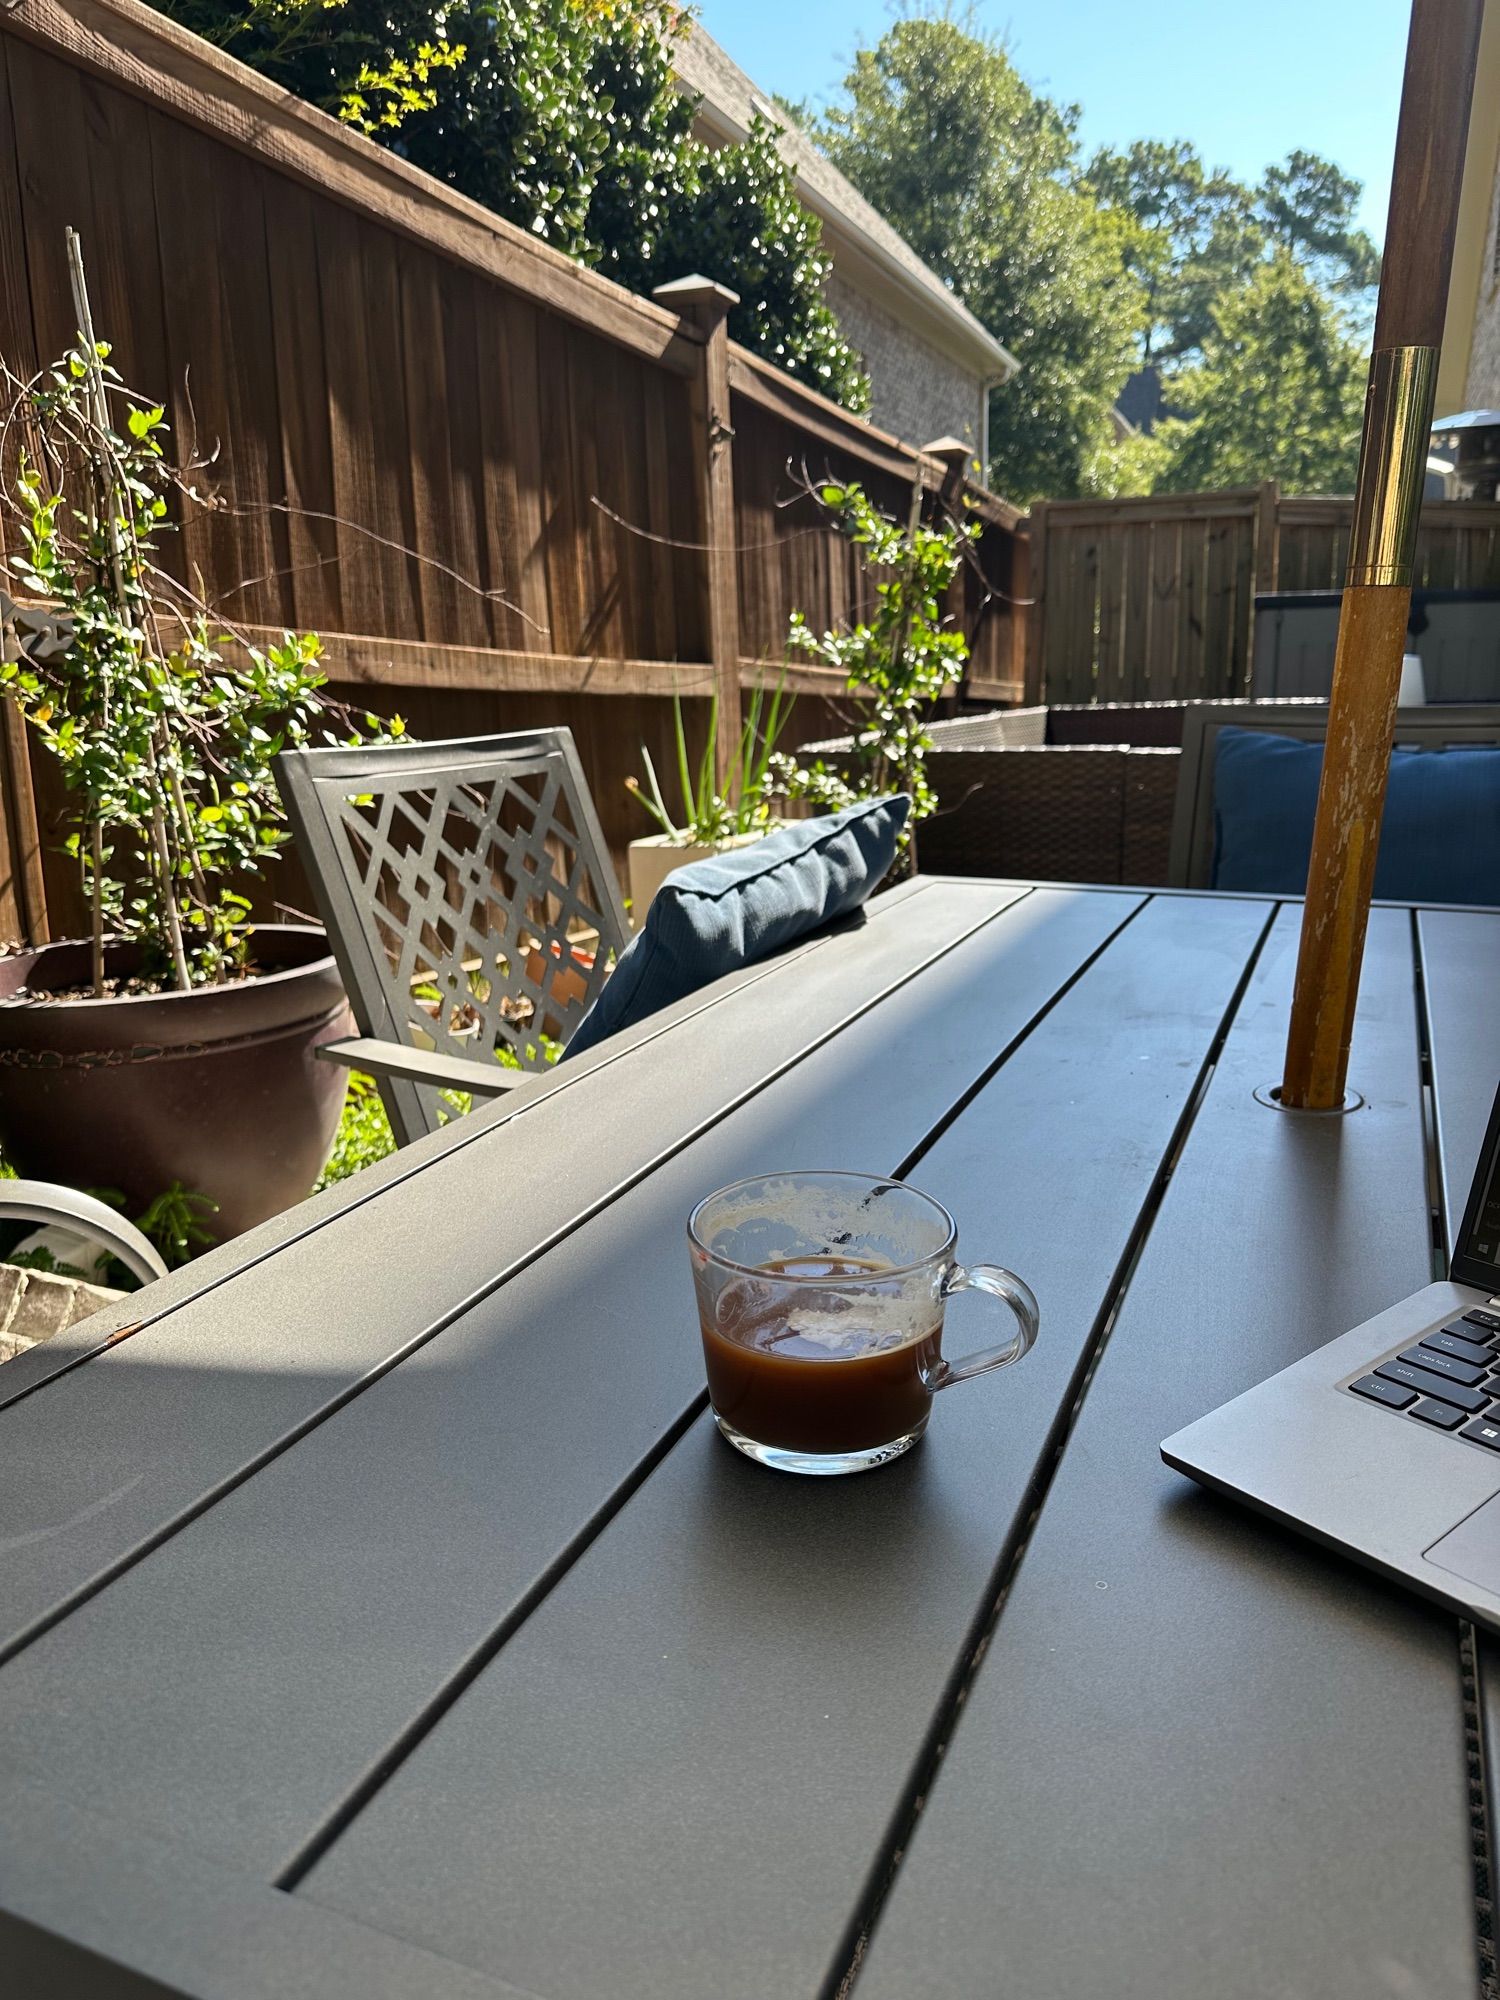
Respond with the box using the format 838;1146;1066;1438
713;1265;931;1357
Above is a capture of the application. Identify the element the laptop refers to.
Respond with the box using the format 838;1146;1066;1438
1162;1081;1500;1632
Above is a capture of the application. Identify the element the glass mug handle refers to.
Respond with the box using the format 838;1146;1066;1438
928;1263;1039;1390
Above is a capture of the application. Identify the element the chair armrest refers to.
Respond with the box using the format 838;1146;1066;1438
317;1036;526;1099
0;1181;168;1287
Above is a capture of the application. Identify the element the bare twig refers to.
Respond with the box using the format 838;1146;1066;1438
88;821;105;998
142;733;192;989
184;486;546;636
0;351;548;642
69;231;203;988
588;493;826;557
66;231;124;995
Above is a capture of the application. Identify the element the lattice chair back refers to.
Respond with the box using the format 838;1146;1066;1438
275;731;628;1145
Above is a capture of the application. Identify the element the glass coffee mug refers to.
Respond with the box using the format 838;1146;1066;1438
687;1170;1039;1475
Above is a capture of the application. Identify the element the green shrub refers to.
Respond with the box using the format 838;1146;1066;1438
150;0;868;410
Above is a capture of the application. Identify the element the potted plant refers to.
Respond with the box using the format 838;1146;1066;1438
0;244;398;1243
625;674;794;922
774;477;978;870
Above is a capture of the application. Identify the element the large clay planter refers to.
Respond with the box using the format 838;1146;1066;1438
626;829;777;929
0;925;352;1243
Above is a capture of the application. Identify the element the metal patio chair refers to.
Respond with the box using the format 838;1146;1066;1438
275;730;629;1148
0;1181;167;1287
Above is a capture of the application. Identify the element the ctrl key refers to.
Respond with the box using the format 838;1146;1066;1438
1351;1374;1417;1410
1461;1417;1500;1452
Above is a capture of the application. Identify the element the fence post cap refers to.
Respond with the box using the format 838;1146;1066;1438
652;276;741;323
923;436;973;497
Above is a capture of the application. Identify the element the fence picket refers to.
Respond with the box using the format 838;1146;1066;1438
1031;492;1500;707
1146;517;1180;701
1121;521;1154;701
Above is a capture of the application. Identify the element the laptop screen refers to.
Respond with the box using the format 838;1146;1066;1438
1454;1083;1500;1292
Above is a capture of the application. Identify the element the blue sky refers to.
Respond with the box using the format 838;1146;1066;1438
696;0;1412;242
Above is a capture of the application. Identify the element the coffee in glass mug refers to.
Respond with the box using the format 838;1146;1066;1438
688;1171;1039;1476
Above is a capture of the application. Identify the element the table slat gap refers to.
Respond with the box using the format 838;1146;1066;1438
1419;899;1500;1996
0;888;1151;1893
290;896;1271;2000
0;898;910;1414
0;884;1037;1670
892;887;1152;1180
854;903;1468;2000
1457;1620;1497;2000
820;898;1280;1999
272;1385;712;1891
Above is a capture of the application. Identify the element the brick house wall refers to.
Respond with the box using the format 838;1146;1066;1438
1466;164;1500;406
825;274;986;456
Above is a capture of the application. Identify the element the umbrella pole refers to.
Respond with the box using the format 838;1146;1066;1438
1281;0;1485;1110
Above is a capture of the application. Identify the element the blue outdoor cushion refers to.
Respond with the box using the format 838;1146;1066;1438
1211;725;1500;904
565;794;911;1056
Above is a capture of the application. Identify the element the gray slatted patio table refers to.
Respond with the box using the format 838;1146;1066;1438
1;878;1494;2000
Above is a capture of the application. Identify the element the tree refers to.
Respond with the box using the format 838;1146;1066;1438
1153;251;1366;493
1086;139;1378;419
149;0;868;409
1258;150;1381;298
1084;141;1262;379
809;13;1143;503
607;114;868;410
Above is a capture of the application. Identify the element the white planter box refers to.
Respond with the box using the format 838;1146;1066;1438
626;829;774;929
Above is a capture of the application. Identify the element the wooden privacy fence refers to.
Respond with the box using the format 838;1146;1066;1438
0;0;1025;945
1275;495;1500;591
1026;484;1500;705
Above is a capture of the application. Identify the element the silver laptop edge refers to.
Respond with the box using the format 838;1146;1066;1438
1162;1084;1500;1632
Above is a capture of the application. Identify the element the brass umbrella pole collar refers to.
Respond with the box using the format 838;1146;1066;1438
1345;345;1439;588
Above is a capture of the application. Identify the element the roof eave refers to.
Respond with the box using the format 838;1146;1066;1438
684;91;1019;384
1437;0;1500;412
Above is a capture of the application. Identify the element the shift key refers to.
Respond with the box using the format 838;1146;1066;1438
1376;1359;1489;1412
1398;1345;1488;1388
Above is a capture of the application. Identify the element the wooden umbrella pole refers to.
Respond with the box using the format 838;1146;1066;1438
1281;0;1485;1109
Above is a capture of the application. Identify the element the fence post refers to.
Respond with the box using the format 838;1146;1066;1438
1254;480;1280;595
653;276;742;787
1247;480;1280;697
922;437;971;699
1008;528;1030;698
1023;501;1047;705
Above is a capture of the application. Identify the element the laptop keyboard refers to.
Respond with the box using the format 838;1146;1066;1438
1348;1307;1500;1453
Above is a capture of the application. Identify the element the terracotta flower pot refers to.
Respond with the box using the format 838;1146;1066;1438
0;925;353;1244
522;939;597;1014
